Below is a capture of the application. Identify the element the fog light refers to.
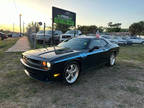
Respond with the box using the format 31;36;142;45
54;73;60;77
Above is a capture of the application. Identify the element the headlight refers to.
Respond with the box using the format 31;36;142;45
47;62;51;68
42;61;51;68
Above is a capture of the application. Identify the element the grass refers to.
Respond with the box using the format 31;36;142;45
0;38;39;102
0;38;18;56
0;39;144;107
118;45;144;63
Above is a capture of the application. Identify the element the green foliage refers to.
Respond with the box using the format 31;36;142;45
55;23;71;33
108;22;122;28
106;22;122;32
78;25;98;34
129;21;144;36
106;27;121;32
120;28;129;32
26;22;40;34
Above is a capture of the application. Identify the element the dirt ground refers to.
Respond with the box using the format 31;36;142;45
0;38;144;108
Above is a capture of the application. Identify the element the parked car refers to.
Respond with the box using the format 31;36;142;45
122;36;133;45
7;33;12;37
36;30;62;44
60;30;82;42
12;33;20;38
0;32;8;40
20;36;119;84
53;30;63;44
36;30;51;43
129;36;144;44
101;35;118;44
86;34;96;36
112;36;127;45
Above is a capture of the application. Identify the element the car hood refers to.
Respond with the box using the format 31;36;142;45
23;47;82;62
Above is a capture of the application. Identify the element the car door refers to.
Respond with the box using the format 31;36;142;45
84;39;104;67
99;39;110;63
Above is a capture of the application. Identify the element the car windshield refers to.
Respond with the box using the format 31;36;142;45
46;30;52;34
37;31;44;34
58;38;90;50
65;30;76;34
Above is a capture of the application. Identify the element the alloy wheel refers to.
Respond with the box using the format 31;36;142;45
65;64;79;84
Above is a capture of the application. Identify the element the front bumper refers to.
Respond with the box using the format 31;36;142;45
20;59;56;82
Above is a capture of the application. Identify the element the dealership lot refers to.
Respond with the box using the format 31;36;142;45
0;38;144;108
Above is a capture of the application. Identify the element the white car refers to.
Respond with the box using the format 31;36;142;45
60;30;82;42
129;37;144;44
112;36;127;45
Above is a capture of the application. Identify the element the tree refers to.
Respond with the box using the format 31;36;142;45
78;25;98;34
107;22;122;32
55;23;71;33
98;26;104;33
129;21;144;36
26;22;40;35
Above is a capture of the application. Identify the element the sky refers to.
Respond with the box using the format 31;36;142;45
0;0;144;31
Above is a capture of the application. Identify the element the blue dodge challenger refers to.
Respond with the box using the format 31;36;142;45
20;36;119;84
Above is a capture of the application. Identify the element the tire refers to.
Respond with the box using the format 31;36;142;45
107;52;116;66
63;61;80;85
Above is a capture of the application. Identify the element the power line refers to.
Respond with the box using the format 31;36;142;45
13;0;19;14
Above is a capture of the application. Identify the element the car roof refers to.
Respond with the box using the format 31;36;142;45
77;35;103;39
76;35;112;44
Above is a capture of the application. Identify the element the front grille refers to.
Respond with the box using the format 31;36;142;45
23;56;42;68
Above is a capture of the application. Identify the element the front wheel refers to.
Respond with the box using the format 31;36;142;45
63;62;80;84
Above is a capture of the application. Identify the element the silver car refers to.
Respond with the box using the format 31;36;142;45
36;30;62;44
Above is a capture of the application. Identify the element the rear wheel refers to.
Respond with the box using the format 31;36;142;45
107;53;116;66
63;62;80;84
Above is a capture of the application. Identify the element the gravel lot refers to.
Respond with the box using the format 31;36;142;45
0;38;144;108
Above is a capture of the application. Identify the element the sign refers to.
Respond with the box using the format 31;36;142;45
52;7;76;26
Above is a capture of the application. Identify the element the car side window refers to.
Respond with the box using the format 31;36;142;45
100;39;108;47
89;39;101;49
89;39;107;49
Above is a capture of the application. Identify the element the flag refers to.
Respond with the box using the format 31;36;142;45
96;30;100;38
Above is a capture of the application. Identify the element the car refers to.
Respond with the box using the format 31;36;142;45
129;36;144;44
12;33;20;37
101;35;118;44
0;32;8;40
60;30;82;42
53;30;63;44
7;33;12;37
36;30;62;44
122;36;133;45
20;36;119;84
112;36;127;45
36;30;52;43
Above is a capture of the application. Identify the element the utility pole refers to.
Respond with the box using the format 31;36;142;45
43;23;46;48
13;23;15;34
19;14;22;37
23;22;25;35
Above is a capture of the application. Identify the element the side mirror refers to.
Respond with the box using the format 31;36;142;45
89;46;99;52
